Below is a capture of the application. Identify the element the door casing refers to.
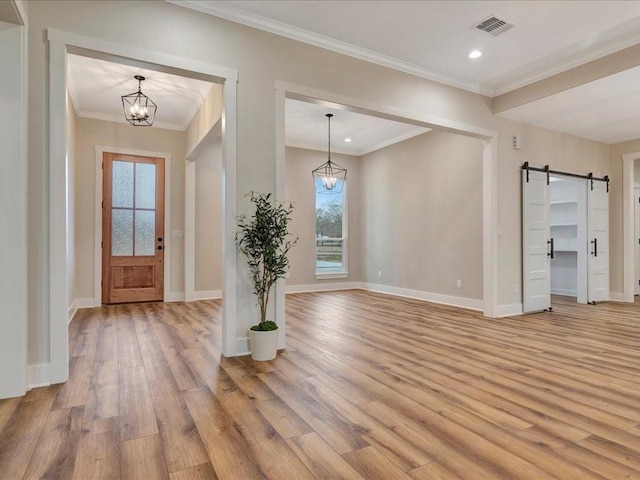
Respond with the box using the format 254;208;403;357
101;152;165;304
95;146;172;305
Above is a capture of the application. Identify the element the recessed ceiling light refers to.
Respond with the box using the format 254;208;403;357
344;138;352;143
469;50;482;59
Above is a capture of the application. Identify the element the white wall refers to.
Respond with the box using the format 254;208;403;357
0;20;27;397
285;147;361;287
361;130;484;303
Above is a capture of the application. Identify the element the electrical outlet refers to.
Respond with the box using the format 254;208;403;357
377;270;382;278
456;279;462;288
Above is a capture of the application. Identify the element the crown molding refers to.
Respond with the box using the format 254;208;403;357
168;0;492;96
77;111;184;131
286;126;430;157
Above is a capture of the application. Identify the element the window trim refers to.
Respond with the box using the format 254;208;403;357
315;179;348;276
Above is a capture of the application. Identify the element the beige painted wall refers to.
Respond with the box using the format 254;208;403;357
23;0;631;368
185;83;223;158
493;117;611;304
361;130;484;300
74;117;186;301
193;134;223;292
285;147;361;286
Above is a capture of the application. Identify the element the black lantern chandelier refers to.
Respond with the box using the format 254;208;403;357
312;113;347;194
121;75;157;126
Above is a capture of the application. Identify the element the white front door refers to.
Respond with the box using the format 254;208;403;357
587;179;609;303
522;169;551;313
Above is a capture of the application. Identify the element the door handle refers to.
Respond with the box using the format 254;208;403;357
591;238;598;256
547;238;554;259
157;245;163;250
157;237;163;242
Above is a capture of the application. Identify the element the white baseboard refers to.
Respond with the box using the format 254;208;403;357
27;363;51;390
609;291;626;302
285;282;362;294
496;303;523;317
68;297;100;324
361;283;483;311
194;290;222;300
236;337;250;357
166;292;185;302
76;297;97;308
551;289;577;297
67;301;78;326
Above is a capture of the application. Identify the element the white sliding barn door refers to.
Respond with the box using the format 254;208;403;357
587;180;609;303
522;170;551;313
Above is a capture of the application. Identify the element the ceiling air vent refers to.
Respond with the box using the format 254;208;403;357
473;15;515;37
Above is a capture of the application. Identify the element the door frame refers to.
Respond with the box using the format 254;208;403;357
95;146;172;305
47;28;238;385
635;185;640;295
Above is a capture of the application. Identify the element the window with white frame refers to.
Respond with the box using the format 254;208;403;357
315;178;347;275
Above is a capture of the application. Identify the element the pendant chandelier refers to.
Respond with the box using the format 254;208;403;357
121;75;157;126
312;113;347;194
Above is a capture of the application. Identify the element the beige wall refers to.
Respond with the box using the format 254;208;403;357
361;130;484;300
494;117;611;304
74;117;186;302
285;147;361;286
193;134;223;292
185;84;224;158
23;0;633;370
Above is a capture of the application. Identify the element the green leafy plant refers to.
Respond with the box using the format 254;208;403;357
236;192;297;331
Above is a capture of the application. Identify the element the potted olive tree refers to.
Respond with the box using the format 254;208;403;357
236;192;297;361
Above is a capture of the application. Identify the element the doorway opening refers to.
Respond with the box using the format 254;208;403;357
274;83;498;351
48;29;238;385
549;174;587;306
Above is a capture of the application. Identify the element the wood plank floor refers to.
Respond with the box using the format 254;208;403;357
1;291;639;479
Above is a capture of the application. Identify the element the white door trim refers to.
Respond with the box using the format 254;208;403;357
635;185;640;296
622;153;640;302
274;81;499;320
47;28;238;384
94;146;172;306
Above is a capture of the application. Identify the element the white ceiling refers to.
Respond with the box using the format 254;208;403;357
499;65;640;144
178;0;640;95
173;0;640;145
285;99;429;156
68;1;640;146
67;54;214;131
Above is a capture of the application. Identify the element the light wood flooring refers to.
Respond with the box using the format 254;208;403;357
1;291;639;479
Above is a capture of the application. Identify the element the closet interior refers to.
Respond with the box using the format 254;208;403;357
549;174;587;303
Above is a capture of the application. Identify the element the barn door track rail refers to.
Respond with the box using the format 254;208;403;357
522;161;609;192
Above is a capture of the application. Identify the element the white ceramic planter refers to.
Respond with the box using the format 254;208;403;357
248;328;279;361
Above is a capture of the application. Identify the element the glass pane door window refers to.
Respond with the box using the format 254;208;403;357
111;160;157;257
